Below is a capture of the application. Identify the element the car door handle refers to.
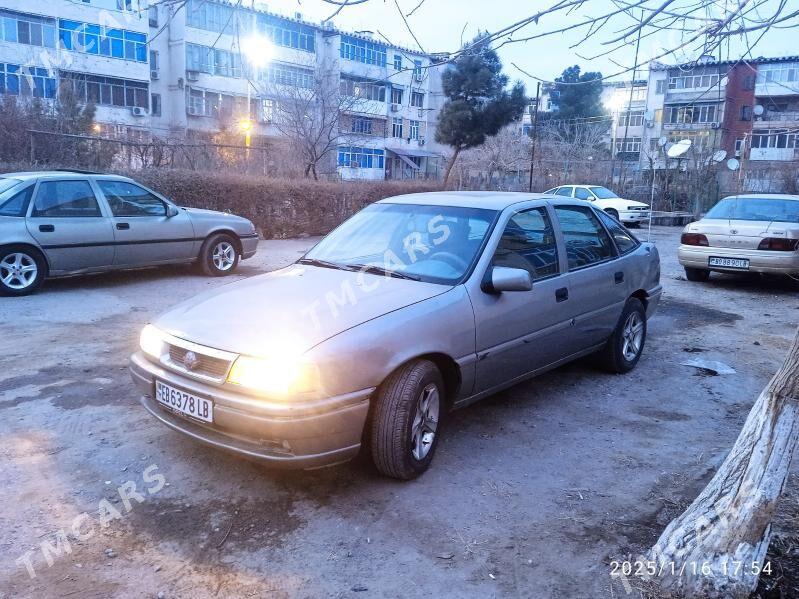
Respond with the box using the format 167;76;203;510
614;271;625;284
38;224;55;233
555;287;569;302
116;222;130;230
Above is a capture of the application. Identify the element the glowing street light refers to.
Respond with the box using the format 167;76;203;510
240;34;273;70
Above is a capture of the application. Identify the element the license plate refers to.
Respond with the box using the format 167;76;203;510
155;380;213;423
709;256;749;269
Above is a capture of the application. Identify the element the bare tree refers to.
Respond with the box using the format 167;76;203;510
458;126;528;190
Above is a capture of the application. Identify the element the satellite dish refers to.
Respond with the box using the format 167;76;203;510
658;136;668;147
753;104;764;116
721;76;729;87
667;138;692;158
712;150;727;163
727;158;740;171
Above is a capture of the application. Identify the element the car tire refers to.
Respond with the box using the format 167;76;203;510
604;208;620;220
597;297;647;374
684;267;710;282
199;233;240;277
0;245;46;297
370;360;445;480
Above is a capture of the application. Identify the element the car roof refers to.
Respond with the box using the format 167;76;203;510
720;193;799;201
0;171;134;182
378;191;566;210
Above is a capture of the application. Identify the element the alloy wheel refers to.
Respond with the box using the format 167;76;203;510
0;252;38;290
622;311;644;361
411;383;440;461
212;242;236;271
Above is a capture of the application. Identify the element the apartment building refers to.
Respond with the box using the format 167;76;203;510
749;57;799;163
0;0;445;180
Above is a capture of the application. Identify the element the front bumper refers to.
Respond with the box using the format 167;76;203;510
619;210;650;223
678;245;799;275
130;351;372;469
240;234;259;260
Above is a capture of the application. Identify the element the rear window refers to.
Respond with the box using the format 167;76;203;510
705;197;799;223
0;178;22;195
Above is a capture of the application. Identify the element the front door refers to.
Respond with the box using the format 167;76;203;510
96;180;196;266
26;179;115;272
471;206;573;393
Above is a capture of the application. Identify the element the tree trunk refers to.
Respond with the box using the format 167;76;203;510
648;328;799;598
442;147;461;188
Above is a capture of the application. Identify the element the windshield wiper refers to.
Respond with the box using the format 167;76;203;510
297;258;359;272
350;264;421;281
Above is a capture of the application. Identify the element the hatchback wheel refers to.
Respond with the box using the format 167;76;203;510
370;360;445;480
199;233;240;276
598;297;647;374
0;246;45;296
684;267;710;282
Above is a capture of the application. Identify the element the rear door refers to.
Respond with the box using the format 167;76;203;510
96;180;196;266
553;204;625;352
26;179;115;272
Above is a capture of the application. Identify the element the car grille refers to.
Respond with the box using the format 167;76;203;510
167;344;233;381
628;206;649;211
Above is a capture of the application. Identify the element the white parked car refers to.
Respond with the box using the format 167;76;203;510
544;185;650;225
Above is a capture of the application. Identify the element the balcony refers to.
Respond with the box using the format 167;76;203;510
749;147;797;161
757;111;799;123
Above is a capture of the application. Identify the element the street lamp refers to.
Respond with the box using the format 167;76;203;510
238;34;273;149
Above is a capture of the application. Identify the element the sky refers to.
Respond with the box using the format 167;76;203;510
267;0;796;91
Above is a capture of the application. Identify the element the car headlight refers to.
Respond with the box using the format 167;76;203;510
140;324;166;359
227;355;317;395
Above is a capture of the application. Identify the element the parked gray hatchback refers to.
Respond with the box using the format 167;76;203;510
0;171;258;295
131;192;662;480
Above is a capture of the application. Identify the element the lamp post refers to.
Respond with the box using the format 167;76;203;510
239;34;273;141
527;82;541;193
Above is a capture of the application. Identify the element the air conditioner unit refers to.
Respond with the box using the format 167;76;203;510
418;137;426;145
131;106;148;117
186;70;200;82
390;103;400;112
413;73;423;82
150;70;159;80
187;106;201;116
645;120;654;128
710;122;720;129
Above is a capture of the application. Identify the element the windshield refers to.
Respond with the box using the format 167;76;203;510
705;197;799;223
589;186;618;199
0;178;22;195
303;203;498;285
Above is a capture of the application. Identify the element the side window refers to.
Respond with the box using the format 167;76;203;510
574;187;593;200
98;181;167;217
554;205;616;270
32;181;102;218
555;187;573;197
492;207;559;280
596;210;640;255
0;186;34;217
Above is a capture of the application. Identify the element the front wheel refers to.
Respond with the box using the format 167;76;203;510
597;298;647;374
684;267;710;282
0;246;46;296
370;360;445;480
604;208;620;221
199;233;240;277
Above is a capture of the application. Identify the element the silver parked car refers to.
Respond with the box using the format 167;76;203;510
0;171;259;295
131;192;662;479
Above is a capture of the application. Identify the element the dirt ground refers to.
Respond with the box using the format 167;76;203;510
1;226;797;599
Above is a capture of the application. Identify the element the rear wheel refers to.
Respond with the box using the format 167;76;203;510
0;246;46;296
370;360;444;480
684;267;710;282
604;208;620;220
597;298;647;374
199;233;240;277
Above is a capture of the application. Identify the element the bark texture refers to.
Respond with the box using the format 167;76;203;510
649;330;799;597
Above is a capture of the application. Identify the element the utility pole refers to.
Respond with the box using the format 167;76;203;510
528;81;541;193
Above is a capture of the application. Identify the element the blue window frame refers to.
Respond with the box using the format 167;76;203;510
58;19;147;63
340;35;387;67
393;54;402;70
256;13;315;52
61;71;149;108
0;9;56;49
413;59;422;76
337;146;385;169
0;63;56;99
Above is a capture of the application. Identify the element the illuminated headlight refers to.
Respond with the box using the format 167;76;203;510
227;355;317;395
139;324;166;359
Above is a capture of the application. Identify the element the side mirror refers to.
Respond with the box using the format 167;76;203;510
483;267;533;294
166;205;179;218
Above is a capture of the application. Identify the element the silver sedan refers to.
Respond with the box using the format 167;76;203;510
131;192;662;479
0;171;259;295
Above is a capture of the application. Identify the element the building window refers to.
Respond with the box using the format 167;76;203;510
665;104;718;124
0;64;57;99
409;120;419;140
61;72;148;108
340;75;386;102
655;79;666;94
262;62;314;88
735;138;745;153
755;62;799;87
151;93;161;117
59;19;148;62
393;54;402;70
148;6;158;27
337;146;385;169
751;129;799;149
186;0;235;35
391;87;403;104
340;35;386;66
740;105;752;121
256;13;315;52
413;60;422;77
150;50;159;71
618;110;644;127
410;91;424;108
186;43;242;78
351;117;373;135
0;9;56;48
614;137;642;153
391;117;403;138
668;73;720;90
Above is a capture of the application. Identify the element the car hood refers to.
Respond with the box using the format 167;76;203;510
153;264;449;357
594;197;649;209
